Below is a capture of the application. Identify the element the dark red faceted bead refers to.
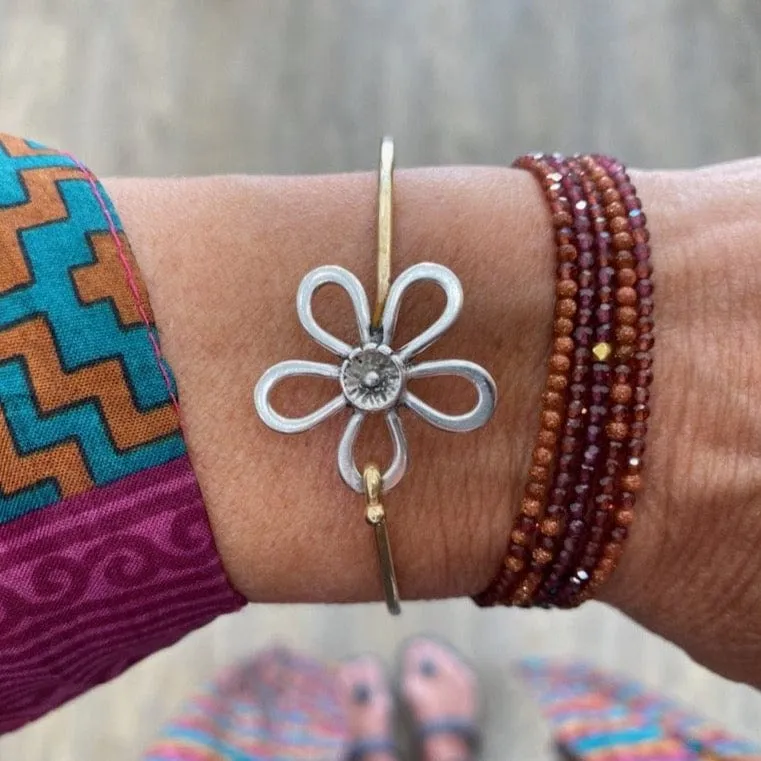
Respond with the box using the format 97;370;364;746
620;491;636;509
590;384;610;405
634;386;650;404
569;382;586;401
586;424;602;443
633;351;652;371
611;527;629;543
611;404;628;423
574;325;593;346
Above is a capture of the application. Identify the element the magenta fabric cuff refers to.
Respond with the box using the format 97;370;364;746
0;134;245;734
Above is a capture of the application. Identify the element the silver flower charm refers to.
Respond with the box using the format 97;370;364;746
254;262;497;493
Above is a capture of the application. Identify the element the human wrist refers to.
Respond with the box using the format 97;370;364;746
108;162;761;685
106;169;553;603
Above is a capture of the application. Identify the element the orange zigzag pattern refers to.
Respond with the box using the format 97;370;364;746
0;134;57;158
72;232;155;327
0;404;93;498
0;316;178;455
0;165;85;294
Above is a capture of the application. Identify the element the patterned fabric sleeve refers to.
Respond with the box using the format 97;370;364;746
0;134;245;734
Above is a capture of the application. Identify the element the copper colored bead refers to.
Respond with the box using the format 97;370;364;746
605;201;626;218
526;481;546;500
556;279;578;298
556;298;577;319
532;548;553;565
521;497;542;517
615;250;636;269
553;211;574;229
537;429;558;448
554;336;574;355
542;410;562;431
532;446;553;466
603;542;623;560
609;216;629;234
621;474;642;492
542;390;565;410
617;268;637;287
529;464;549;483
596;557;616;575
602;188;621;205
547;373;568;392
541;518;562;536
549;353;571;373
511;529;529;546
597;175;615;191
558;243;577;262
614;343;635;362
633;227;650;244
555;317;574;336
616;325;638;345
616;306;638;325
506;556;525;573
606;421;629;440
610;383;633;404
613;231;634;251
616;286;637;306
616;509;635;527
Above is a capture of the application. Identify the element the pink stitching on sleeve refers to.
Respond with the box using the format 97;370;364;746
65;153;183;426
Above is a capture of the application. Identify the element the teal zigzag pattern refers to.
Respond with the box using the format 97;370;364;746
0;137;184;523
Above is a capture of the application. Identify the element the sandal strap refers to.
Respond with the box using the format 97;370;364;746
348;737;399;761
418;717;481;753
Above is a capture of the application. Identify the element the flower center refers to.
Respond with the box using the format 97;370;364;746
340;346;404;412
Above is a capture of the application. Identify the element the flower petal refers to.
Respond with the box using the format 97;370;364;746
381;262;463;362
337;410;408;493
297;265;372;357
254;360;345;434
404;359;497;433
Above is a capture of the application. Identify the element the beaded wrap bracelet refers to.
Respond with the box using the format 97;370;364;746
475;153;653;609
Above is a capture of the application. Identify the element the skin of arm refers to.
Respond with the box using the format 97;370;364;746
106;160;761;688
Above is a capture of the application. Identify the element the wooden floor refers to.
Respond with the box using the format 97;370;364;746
1;1;761;758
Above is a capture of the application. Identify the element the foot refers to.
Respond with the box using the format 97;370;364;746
337;655;398;761
400;638;479;761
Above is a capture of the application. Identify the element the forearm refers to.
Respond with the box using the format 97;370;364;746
107;163;761;683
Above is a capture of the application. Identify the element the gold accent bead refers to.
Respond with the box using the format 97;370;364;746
366;504;385;525
592;342;613;362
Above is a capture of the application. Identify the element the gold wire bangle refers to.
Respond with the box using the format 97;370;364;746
372;136;394;330
363;463;401;615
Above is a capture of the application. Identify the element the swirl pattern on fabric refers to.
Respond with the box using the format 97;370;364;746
0;135;244;733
